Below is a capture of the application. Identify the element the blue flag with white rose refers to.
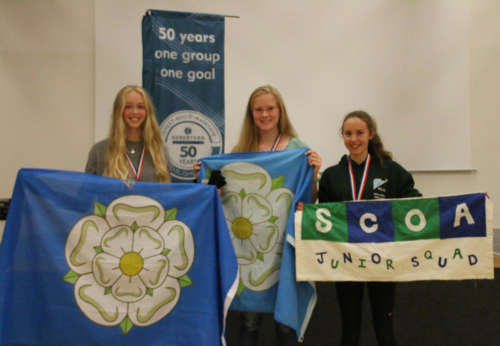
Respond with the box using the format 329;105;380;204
198;148;316;340
0;169;238;346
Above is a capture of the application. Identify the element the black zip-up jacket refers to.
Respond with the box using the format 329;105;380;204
319;154;421;203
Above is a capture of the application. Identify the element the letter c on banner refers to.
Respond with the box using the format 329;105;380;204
405;209;426;232
360;213;378;233
315;208;332;233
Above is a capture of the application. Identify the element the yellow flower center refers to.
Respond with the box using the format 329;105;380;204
231;217;253;240
119;252;144;276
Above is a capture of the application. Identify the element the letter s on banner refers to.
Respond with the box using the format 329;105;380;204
315;208;332;233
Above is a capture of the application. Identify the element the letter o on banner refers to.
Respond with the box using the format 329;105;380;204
405;209;426;232
360;213;378;233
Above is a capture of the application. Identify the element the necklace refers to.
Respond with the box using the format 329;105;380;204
127;140;143;155
126;147;145;181
348;154;371;200
270;134;281;151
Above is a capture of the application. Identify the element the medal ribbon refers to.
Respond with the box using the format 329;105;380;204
270;134;281;151
348;154;371;200
126;147;145;181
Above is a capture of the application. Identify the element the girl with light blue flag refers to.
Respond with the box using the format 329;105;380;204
196;85;321;345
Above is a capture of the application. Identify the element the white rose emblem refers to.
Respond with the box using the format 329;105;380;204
220;162;293;292
63;195;194;334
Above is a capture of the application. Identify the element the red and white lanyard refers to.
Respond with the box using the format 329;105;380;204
126;147;145;181
348;154;371;200
270;134;281;151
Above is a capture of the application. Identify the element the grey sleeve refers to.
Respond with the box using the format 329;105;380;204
85;146;99;175
85;140;107;176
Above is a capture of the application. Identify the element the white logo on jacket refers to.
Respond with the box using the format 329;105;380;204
373;178;388;199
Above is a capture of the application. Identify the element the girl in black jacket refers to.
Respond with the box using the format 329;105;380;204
319;110;421;346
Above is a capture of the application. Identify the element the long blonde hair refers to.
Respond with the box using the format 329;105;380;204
232;85;298;153
103;85;171;182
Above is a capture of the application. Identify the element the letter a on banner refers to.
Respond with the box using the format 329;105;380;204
142;10;225;181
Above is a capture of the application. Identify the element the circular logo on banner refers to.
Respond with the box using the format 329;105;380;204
160;110;223;181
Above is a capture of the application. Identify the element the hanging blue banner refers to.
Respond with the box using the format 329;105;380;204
0;169;238;346
142;10;225;182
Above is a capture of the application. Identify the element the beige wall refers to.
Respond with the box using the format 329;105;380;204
1;1;499;227
412;1;500;217
0;0;95;190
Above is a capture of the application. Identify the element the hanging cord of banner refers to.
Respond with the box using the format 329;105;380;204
145;10;239;18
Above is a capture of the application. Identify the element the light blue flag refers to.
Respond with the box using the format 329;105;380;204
198;148;316;340
0;169;238;346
